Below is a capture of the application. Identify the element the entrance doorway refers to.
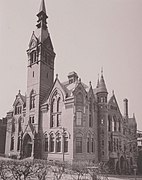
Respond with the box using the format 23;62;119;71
23;134;32;158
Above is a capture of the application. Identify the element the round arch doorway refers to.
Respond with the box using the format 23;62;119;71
23;134;32;158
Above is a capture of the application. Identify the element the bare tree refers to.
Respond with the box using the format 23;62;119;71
0;160;13;180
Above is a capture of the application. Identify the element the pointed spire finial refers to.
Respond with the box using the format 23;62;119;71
18;90;21;94
96;73;99;88
112;90;114;95
36;0;48;30
101;67;103;76
56;74;58;79
39;0;46;14
89;81;92;87
79;78;81;83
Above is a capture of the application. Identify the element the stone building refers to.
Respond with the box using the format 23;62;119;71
0;118;7;155
4;0;137;174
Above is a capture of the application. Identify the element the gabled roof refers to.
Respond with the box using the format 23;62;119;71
108;93;122;117
42;76;68;105
13;91;26;107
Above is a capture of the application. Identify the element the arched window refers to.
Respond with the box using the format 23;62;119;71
57;97;61;112
51;99;56;128
76;134;83;153
89;98;93;127
76;92;83;105
108;115;112;131
57;97;61;127
56;133;61;152
76;111;82;126
50;134;54;152
64;133;68;153
50;95;62;128
76;93;84;126
30;90;35;110
118;119;121;132
30;50;37;64
10;136;14;151
44;134;48;152
17;136;20;151
12;120;15;133
87;137;90;153
51;98;56;113
15;102;22;115
113;116;117;132
18;118;22;133
91;138;94;153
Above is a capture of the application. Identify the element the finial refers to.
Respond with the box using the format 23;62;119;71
39;0;46;14
101;67;103;76
37;0;48;29
112;90;114;95
18;90;21;94
96;74;99;88
56;74;58;79
89;81;92;87
79;78;81;83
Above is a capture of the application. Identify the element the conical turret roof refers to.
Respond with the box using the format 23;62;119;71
97;74;108;93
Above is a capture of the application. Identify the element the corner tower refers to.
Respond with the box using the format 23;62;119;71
26;0;55;132
96;71;108;162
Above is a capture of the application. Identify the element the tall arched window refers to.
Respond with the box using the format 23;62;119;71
91;138;94;153
118;119;121;132
50;94;62;128
30;90;35;110
17;136;20;151
18;118;22;133
87;137;90;153
76;133;83;153
113;116;117;132
56;133;61;152
45;134;48;152
50;134;54;152
76;93;84;126
10;136;14;151
64;132;69;153
51;99;56;128
12;119;15;133
89;98;93;127
76;92;83;105
30;50;37;64
108;115;112;131
15;102;22;115
57;97;61;127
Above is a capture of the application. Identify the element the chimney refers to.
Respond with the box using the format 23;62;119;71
68;72;78;84
123;98;128;117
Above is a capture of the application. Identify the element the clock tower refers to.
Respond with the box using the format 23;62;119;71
26;0;55;133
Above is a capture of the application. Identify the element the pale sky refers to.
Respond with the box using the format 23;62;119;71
0;0;142;130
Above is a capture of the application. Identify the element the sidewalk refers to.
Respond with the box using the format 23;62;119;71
108;175;142;180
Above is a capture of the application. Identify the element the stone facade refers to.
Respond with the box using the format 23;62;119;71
4;0;137;174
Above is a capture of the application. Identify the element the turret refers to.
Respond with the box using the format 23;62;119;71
96;70;108;103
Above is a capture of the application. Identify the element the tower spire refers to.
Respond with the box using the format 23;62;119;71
39;0;46;14
36;0;48;30
97;68;108;93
